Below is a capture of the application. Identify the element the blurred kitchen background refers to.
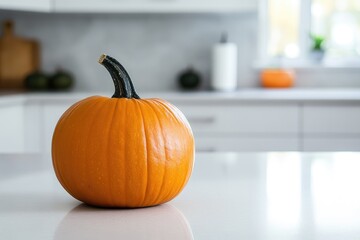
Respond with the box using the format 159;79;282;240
0;0;360;155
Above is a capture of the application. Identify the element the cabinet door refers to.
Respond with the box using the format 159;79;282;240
43;103;74;154
23;103;41;153
302;104;360;151
54;0;256;13
0;105;24;153
303;104;360;135
303;137;360;151
0;0;51;12
176;104;299;135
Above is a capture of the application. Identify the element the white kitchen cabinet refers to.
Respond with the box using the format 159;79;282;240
195;136;299;152
23;102;42;153
43;102;75;153
54;0;257;13
303;104;360;135
1;91;360;153
0;104;24;153
303;137;360;151
174;102;299;151
302;104;360;151
177;104;299;134
0;0;52;12
40;101;299;154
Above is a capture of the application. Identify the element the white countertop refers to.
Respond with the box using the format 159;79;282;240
1;89;360;105
1;152;360;239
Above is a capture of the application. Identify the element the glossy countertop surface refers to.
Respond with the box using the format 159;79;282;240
1;89;360;105
1;152;360;239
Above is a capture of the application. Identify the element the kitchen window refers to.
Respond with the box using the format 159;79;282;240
258;0;360;66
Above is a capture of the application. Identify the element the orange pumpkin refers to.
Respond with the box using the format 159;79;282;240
260;69;294;88
52;54;195;208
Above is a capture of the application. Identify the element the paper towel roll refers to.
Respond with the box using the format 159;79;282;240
211;43;238;91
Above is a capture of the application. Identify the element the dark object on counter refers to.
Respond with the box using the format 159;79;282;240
178;67;201;90
49;70;73;91
24;72;48;91
0;20;40;89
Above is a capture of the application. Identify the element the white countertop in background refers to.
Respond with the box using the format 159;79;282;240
1;152;360;239
1;89;360;105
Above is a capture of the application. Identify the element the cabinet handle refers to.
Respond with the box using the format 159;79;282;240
187;117;215;124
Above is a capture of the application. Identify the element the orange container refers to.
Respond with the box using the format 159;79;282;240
260;69;294;88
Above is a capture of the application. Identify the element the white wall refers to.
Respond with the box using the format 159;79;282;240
1;11;359;91
0;11;258;91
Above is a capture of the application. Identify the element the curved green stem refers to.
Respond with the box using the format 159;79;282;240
98;54;140;99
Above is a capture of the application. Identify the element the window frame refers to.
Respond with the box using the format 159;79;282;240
257;0;360;68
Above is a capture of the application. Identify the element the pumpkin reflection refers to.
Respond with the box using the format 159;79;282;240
54;204;193;240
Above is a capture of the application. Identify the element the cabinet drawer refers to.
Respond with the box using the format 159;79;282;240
23;103;41;153
303;137;360;151
195;136;299;152
0;105;24;153
176;104;299;134
43;103;74;153
303;105;360;134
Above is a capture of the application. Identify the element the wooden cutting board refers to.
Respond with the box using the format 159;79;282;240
0;21;40;89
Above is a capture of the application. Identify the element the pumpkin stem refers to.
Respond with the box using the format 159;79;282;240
98;54;140;99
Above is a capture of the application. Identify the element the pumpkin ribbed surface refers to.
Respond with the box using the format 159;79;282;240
52;54;194;208
52;96;194;207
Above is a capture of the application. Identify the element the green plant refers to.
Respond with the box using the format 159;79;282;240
310;34;325;51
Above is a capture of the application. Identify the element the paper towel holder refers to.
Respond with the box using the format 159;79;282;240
211;32;238;91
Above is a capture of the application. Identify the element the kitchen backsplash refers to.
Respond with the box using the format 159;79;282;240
0;11;258;91
1;11;360;91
